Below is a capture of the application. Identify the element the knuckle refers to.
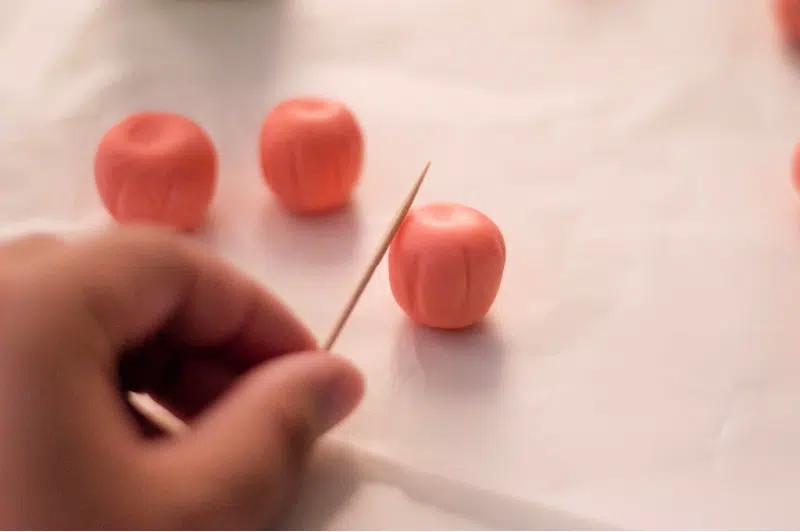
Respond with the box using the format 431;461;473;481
105;225;186;257
100;225;199;275
0;233;64;271
0;269;52;320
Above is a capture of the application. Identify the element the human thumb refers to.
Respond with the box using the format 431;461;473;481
152;351;364;529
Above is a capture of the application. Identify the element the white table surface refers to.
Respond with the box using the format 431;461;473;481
2;0;800;528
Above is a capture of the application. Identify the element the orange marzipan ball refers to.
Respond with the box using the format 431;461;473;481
389;203;506;330
791;139;800;193
259;97;364;214
94;111;218;231
774;0;800;45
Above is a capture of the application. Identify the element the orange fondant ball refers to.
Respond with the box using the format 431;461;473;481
792;140;800;192
94;111;217;230
388;203;506;330
259;97;364;214
775;0;800;45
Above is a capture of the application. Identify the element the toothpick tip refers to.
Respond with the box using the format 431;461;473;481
321;160;432;351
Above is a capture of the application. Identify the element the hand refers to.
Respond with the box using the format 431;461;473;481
0;226;364;529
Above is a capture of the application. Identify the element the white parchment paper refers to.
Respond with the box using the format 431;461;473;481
0;0;799;528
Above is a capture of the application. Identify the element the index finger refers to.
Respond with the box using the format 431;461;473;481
51;226;317;365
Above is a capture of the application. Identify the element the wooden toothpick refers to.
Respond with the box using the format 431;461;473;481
128;391;186;435
128;161;431;435
322;161;431;350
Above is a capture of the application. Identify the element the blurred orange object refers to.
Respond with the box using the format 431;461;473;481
388;203;506;330
791;139;800;192
774;0;800;45
259;97;364;214
94;111;217;231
